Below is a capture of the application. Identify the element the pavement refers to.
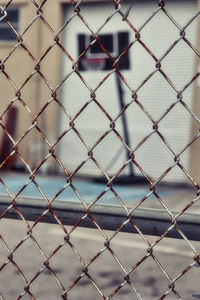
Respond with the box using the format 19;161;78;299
0;172;200;299
0;219;200;300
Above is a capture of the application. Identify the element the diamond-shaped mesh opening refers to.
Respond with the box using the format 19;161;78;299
158;103;192;149
59;73;93;115
35;100;60;144
3;47;36;88
0;219;29;250
0;78;16;113
121;1;159;29
92;131;130;176
174;263;200;299
38;46;63;88
66;228;106;261
29;268;64;300
133;133;175;179
12;236;45;281
22;16;54;57
66;275;104;300
0;261;26;300
161;40;197;89
3;101;33;141
95;75;131;118
15;127;49;170
73;101;111;145
128;255;171;299
165;0;198;27
151;239;195;276
126;41;156;88
29;221;66;256
47;241;84;285
137;72;178;119
84;248;128;296
141;9;181;52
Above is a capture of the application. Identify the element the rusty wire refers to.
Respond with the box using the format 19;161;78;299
0;0;200;299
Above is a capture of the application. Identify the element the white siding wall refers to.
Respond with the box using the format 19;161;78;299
59;0;197;182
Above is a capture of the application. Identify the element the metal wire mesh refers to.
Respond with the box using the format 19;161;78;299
0;0;200;299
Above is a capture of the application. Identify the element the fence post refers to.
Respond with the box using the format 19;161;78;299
190;0;200;183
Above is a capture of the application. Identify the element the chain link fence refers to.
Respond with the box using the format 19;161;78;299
0;0;200;299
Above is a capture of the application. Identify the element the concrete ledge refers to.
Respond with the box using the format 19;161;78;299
0;195;200;241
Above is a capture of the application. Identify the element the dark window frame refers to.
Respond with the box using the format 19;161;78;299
0;7;19;42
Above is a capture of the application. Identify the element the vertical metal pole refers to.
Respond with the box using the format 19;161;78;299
191;0;200;295
190;0;200;182
115;73;134;176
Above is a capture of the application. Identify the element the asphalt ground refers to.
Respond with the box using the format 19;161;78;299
0;219;200;300
0;174;200;299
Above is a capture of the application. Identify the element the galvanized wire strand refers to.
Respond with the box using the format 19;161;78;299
1;0;200;299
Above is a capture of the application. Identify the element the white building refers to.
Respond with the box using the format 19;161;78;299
59;0;199;183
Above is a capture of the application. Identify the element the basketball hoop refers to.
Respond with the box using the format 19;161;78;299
81;57;106;71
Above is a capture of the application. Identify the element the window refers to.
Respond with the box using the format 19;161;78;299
78;32;130;71
0;8;19;41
